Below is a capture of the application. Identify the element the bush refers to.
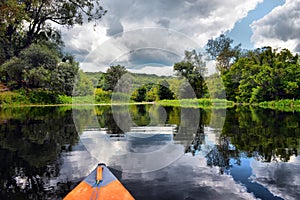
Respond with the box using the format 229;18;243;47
94;88;111;103
57;95;73;104
0;91;27;105
27;90;60;104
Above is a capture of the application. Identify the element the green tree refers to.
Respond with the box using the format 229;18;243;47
157;80;174;100
131;85;147;102
101;65;127;91
205;34;241;71
145;85;159;101
0;0;106;62
50;61;79;96
222;47;300;102
174;50;207;98
0;43;79;95
73;70;94;96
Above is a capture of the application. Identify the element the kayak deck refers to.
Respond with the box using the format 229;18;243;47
64;163;134;200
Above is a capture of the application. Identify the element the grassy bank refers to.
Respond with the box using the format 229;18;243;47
0;90;76;106
259;99;300;112
1;91;234;108
4;90;300;111
157;98;234;108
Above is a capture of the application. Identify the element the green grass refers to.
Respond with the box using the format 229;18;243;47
157;98;234;108
259;99;300;112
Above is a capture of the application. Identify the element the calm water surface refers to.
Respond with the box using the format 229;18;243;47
0;105;299;200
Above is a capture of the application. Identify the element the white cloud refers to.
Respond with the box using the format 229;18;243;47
119;155;258;200
251;0;300;52
250;156;300;200
130;65;175;76
61;0;262;73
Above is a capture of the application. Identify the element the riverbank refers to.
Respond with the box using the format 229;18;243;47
258;99;300;112
2;91;300;111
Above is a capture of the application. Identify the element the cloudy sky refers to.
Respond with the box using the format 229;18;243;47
60;0;299;75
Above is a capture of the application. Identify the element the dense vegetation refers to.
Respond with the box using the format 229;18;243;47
205;35;300;104
0;0;104;104
0;1;299;107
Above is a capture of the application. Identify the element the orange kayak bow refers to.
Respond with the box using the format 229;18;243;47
64;163;134;200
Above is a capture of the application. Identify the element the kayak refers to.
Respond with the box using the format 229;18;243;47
64;163;134;200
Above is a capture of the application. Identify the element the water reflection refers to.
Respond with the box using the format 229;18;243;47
0;105;299;199
0;106;79;199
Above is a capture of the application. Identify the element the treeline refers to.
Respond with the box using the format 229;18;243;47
93;65;176;103
96;35;300;105
223;47;300;103
94;50;208;103
205;34;300;103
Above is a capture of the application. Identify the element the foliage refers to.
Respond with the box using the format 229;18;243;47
0;43;79;95
205;73;226;99
0;91;27;105
205;34;241;71
0;0;106;62
130;81;174;102
26;90;59;104
99;65;128;91
0;90;74;105
73;70;94;96
157;80;175;100
145;85;159;101
72;95;95;104
94;88;111;103
222;47;300;103
131;85;147;102
57;95;73;104
174;50;208;98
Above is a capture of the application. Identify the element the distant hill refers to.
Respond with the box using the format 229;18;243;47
84;71;175;88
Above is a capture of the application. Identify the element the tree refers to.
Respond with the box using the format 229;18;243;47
174;50;207;98
157;80;174;100
101;65;127;91
0;43;79;94
131;85;147;102
0;0;106;62
205;34;241;71
222;47;300;102
50;61;79;96
73;70;94;96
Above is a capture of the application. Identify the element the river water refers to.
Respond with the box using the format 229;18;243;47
0;105;299;199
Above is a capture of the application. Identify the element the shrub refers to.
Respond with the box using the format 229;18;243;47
94;88;111;103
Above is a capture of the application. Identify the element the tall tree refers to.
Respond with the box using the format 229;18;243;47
101;65;127;91
174;50;207;98
205;34;241;72
157;80;174;100
0;0;106;62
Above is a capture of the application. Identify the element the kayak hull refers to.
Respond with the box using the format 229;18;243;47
64;164;134;200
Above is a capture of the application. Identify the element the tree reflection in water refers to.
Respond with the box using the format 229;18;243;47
0;105;300;199
0;106;79;199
